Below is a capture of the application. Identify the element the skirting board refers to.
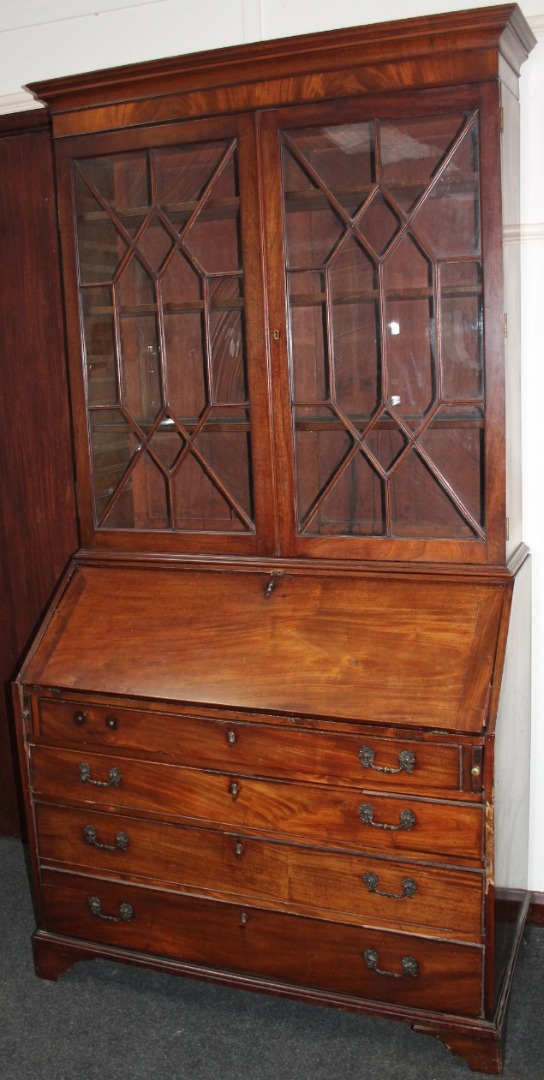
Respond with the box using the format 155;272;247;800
528;893;544;927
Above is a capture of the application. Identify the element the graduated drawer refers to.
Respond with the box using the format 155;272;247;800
35;802;483;939
40;869;484;1017
36;697;465;794
30;746;483;862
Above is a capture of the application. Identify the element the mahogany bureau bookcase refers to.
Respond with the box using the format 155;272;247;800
13;5;535;1073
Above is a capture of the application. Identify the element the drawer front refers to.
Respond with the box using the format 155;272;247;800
31;746;483;861
37;697;463;793
35;803;484;939
41;870;483;1016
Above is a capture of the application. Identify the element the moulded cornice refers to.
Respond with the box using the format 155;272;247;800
28;4;536;115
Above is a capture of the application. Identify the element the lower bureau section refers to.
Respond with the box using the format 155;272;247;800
40;870;484;1017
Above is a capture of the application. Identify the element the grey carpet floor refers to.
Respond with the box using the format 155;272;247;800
1;836;542;1080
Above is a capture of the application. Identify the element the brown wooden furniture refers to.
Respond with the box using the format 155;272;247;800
0;110;78;836
13;6;535;1073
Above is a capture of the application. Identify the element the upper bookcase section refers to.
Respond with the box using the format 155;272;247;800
27;6;536;565
28;5;535;137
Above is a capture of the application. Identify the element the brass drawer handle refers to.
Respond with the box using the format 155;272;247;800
79;762;122;788
359;747;416;774
363;871;417;899
364;948;418;979
88;896;133;923
359;804;416;831
83;824;129;852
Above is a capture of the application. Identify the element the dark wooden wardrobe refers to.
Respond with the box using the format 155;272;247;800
0;110;78;835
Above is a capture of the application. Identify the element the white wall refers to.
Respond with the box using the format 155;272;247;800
1;0;544;890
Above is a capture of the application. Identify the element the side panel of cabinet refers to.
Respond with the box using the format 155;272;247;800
0;113;78;836
489;554;531;1012
500;76;523;560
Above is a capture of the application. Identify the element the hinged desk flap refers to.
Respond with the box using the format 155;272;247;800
21;564;509;732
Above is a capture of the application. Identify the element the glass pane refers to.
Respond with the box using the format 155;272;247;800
331;301;380;420
183;149;241;273
417;405;484;528
330;234;376;296
413;122;480;258
161;250;202;305
193;406;253;521
328;238;380;419
285;124;374;204
163;312;207;420
364;411;409;473
290;303;328;402
89;410;139;524
120;315;162;425
117;257;155;309
284;192;344;268
172;450;247;532
390;449;478;539
148;422;185;471
137;215;174;272
294;405;353;524
74;170;128;285
210;305;247;403
102;451;170;530
312;452;384;536
78;152;150;220
385;297;435;429
441;262;483;401
380;114;466;215
74;137;254;536
82;288;118;406
154;142;234;219
300;447;385;536
356;192;401;256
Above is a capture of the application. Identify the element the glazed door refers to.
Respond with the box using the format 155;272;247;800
56;114;277;555
264;90;504;564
